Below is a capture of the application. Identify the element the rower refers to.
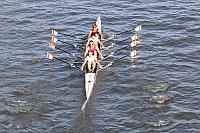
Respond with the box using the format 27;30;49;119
81;51;102;73
84;40;103;59
86;34;104;50
88;24;103;40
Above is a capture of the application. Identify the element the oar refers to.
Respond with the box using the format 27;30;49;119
103;33;141;59
52;29;87;40
52;29;114;42
103;43;130;59
103;52;114;59
130;50;137;58
60;32;87;40
109;25;142;38
98;61;113;71
114;50;138;62
102;38;130;58
49;42;83;60
135;25;142;32
47;52;80;70
113;53;131;63
52;36;84;50
102;35;115;43
110;26;141;62
99;51;136;70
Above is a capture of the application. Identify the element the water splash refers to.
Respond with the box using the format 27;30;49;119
31;57;41;64
144;83;169;93
148;119;171;127
5;99;31;107
150;94;174;104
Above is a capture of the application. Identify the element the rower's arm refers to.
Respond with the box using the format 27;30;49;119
96;59;101;66
98;39;104;48
97;46;104;59
86;38;92;47
96;46;102;57
88;31;92;39
99;31;104;41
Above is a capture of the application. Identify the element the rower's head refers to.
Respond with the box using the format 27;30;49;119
91;34;96;39
89;40;94;46
92;24;98;30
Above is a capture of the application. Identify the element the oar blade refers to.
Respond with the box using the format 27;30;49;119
130;50;137;58
135;25;142;32
49;42;56;49
130;40;137;47
52;29;58;36
47;52;54;60
52;36;58;43
131;34;137;41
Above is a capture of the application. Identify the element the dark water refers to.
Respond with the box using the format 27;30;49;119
1;0;200;132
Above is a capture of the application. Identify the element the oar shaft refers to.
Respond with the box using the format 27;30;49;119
115;29;132;36
56;47;82;60
104;44;129;58
114;53;130;62
116;44;129;51
53;56;81;70
59;32;78;39
56;47;72;55
58;39;71;46
53;56;69;64
57;39;84;50
59;32;86;40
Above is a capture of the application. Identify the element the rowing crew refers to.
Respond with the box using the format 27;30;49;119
81;24;104;72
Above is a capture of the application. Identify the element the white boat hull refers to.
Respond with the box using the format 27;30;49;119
81;73;96;111
85;73;96;99
81;15;101;111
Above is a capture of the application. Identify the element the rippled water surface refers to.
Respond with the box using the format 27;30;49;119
1;0;200;132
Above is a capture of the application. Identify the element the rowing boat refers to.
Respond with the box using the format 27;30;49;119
48;16;142;112
81;14;101;111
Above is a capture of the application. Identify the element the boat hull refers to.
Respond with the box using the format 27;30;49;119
81;14;101;111
85;73;96;99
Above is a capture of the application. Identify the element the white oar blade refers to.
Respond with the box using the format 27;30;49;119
47;52;53;59
52;30;54;36
52;29;58;36
135;25;142;31
130;40;137;47
130;50;137;58
131;34;137;41
52;36;58;43
54;30;58;36
49;42;56;49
